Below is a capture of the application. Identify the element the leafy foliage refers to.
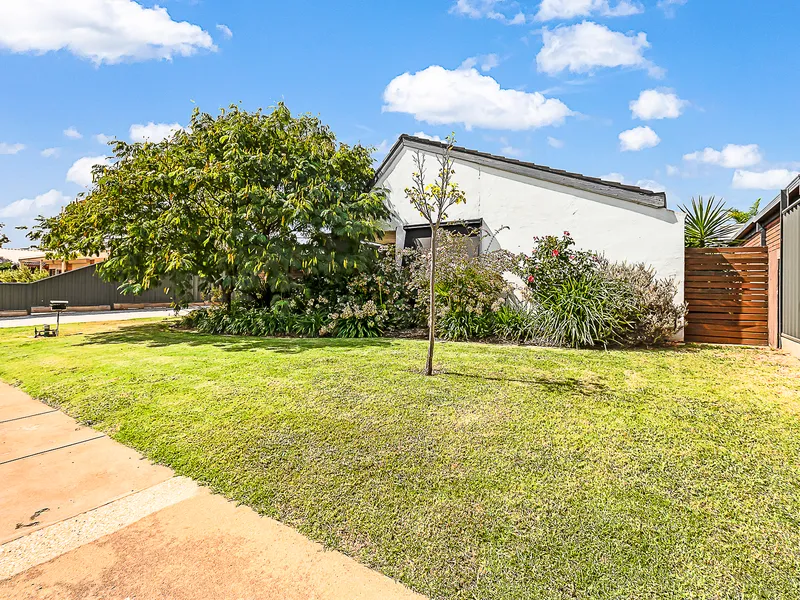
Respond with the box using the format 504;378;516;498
33;103;388;308
516;234;684;348
729;198;761;224
0;265;49;283
181;245;421;339
601;262;687;346
0;223;8;248
408;230;514;341
530;270;635;348
517;231;599;294
681;196;738;247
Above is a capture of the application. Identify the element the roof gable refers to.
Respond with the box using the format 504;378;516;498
375;135;668;209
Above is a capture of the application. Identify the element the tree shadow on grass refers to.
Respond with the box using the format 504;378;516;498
442;370;608;396
76;323;394;354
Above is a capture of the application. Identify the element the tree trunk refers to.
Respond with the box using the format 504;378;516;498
426;229;437;376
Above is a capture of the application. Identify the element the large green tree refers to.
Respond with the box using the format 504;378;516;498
34;104;388;307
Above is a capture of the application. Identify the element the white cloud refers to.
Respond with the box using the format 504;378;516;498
599;172;666;192
499;137;524;157
683;144;762;169
373;139;390;157
0;0;216;65
461;53;501;72
536;0;643;21
547;136;565;148
412;132;444;142
666;164;680;176
658;0;687;16
732;169;798;190
619;126;660;151
501;145;524;157
41;147;60;158
630;89;688;120
95;133;113;144
537;21;663;78
63;127;82;139
0;189;71;218
636;179;666;192
383;65;572;131
216;24;233;39
450;0;526;24
129;122;183;143
601;172;627;183
0;143;25;155
66;155;111;187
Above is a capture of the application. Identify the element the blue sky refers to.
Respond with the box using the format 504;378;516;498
1;0;797;246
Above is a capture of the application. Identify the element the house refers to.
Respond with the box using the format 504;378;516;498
375;134;685;304
735;176;800;356
0;248;43;267
19;253;107;276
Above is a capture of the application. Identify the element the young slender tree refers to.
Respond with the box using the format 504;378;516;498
404;135;466;376
0;223;8;248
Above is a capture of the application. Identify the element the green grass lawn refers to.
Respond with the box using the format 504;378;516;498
2;320;800;599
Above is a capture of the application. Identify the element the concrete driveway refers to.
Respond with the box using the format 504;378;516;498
0;308;183;329
0;383;423;600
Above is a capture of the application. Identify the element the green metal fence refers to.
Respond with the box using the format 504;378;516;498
0;264;176;313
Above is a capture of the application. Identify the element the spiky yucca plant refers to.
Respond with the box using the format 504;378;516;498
680;196;738;248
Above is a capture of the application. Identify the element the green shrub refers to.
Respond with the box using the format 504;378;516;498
409;230;514;341
531;272;635;348
493;305;542;344
437;307;496;341
601;262;686;346
0;265;49;283
179;305;330;338
515;234;683;348
322;300;385;338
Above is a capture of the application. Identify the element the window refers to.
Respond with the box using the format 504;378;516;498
403;219;483;258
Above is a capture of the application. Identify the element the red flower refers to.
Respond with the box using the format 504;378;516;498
563;231;570;236
527;275;535;283
552;249;560;257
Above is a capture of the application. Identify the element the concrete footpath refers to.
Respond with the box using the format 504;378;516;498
0;383;423;600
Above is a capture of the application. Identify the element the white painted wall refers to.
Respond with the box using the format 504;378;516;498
378;144;686;310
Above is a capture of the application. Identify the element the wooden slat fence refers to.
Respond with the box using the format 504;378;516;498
685;247;769;346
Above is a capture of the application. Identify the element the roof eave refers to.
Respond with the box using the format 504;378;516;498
374;135;667;209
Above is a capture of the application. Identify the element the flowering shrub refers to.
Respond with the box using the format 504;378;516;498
181;245;421;339
321;299;385;338
514;233;683;348
408;230;515;341
516;232;599;297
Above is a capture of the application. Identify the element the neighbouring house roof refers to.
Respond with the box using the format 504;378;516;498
375;134;668;209
733;194;781;241
0;248;44;265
